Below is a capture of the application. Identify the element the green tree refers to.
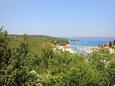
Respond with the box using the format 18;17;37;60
0;28;31;86
41;42;53;68
108;60;115;86
3;36;29;86
109;41;112;48
0;27;11;67
0;27;12;85
113;40;115;45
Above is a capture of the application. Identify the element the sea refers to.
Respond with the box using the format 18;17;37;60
65;37;115;54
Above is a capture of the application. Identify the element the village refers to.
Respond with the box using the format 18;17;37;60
53;40;115;54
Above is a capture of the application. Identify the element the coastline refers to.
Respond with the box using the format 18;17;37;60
69;45;115;54
54;41;115;54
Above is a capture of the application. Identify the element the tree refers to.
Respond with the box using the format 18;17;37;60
41;42;53;68
6;36;29;86
0;29;30;86
0;27;12;85
109;41;112;48
108;60;115;86
0;27;11;67
113;40;115;45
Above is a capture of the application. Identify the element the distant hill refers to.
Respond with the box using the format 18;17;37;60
9;34;68;47
10;34;66;40
8;35;68;55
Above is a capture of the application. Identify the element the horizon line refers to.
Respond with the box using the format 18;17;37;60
9;34;115;38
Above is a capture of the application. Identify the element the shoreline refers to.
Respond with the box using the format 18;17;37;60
54;44;115;54
69;45;115;54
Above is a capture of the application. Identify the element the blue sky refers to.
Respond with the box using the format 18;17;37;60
0;0;115;37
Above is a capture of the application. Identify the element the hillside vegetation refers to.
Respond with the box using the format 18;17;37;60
0;28;115;86
9;34;68;56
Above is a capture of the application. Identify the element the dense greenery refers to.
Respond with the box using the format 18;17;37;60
106;40;115;48
109;41;112;48
0;28;115;86
9;34;68;57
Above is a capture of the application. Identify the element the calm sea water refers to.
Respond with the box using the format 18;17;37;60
69;41;105;46
66;37;115;53
66;37;115;46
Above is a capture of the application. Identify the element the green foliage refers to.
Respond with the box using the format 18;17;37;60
0;28;115;86
0;27;11;66
108;59;115;86
109;41;112;48
41;42;53;68
0;28;30;86
113;40;115;45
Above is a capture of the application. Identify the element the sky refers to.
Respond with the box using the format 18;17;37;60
0;0;115;37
